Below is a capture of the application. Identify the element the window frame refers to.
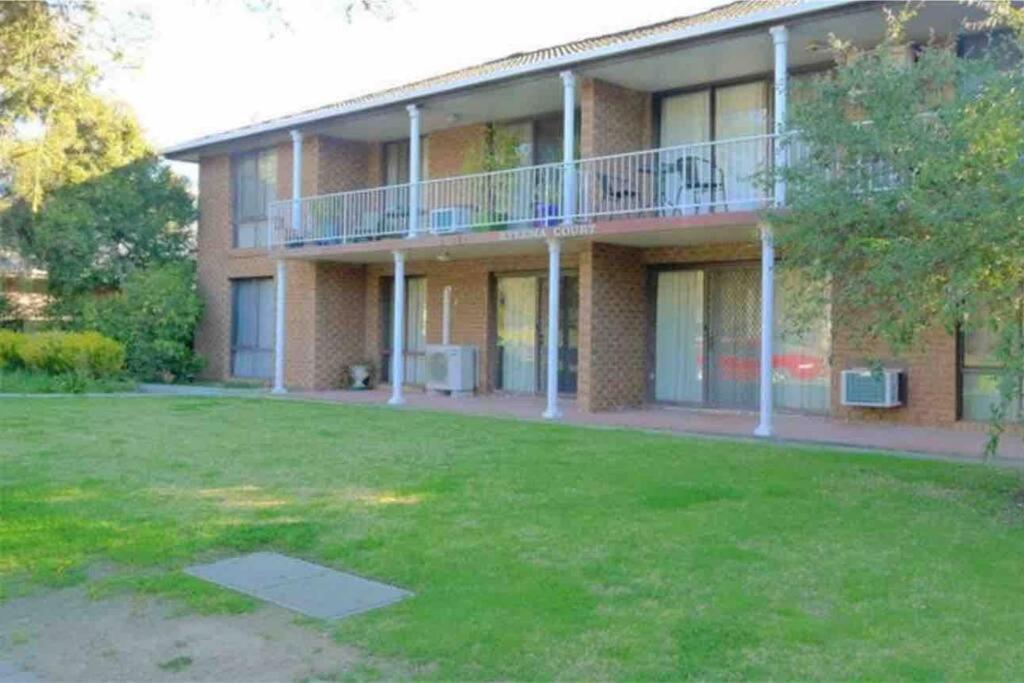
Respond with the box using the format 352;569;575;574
231;147;277;248
957;311;1024;422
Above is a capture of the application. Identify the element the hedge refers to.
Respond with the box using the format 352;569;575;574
0;330;124;378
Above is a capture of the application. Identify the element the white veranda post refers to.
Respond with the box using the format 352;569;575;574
755;25;788;437
273;129;303;395
273;259;287;394
389;250;406;405
407;104;421;238
560;70;576;222
543;238;562;420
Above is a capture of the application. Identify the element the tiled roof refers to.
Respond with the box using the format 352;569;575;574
300;0;798;115
165;0;823;156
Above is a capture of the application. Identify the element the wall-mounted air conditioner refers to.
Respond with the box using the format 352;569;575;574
840;368;904;408
426;345;477;393
430;207;475;234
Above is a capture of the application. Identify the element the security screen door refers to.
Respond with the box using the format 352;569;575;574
654;265;830;413
655;266;761;408
707;267;761;408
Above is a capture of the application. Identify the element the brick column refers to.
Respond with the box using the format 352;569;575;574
577;243;648;412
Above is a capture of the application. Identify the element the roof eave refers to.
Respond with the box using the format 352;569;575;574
163;0;854;161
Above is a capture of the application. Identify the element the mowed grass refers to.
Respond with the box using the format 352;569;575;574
2;397;1023;680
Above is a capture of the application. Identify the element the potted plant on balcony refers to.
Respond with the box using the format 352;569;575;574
462;125;524;232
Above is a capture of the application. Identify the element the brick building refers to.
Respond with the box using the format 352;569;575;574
165;0;1011;434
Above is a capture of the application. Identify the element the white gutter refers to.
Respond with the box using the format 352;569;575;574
163;0;854;159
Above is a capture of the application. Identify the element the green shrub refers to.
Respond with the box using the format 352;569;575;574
18;331;124;378
0;330;26;369
78;263;204;382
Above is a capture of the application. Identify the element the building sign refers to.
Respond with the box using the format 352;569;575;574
499;224;596;241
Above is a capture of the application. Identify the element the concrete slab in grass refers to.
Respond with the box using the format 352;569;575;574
185;552;411;620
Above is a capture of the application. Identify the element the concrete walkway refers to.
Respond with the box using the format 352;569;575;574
291;388;1024;464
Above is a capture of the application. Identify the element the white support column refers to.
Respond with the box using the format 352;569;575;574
272;259;287;394
755;224;775;436
543;238;562;420
755;26;788;438
770;25;788;207
289;129;303;236
559;71;576;224
442;285;452;346
388;250;406;405
407;104;421;238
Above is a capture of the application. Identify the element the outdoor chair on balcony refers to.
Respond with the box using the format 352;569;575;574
666;155;726;215
599;172;640;213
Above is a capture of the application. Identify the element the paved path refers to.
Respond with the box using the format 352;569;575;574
290;388;1024;465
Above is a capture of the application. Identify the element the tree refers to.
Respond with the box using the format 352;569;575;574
79;262;204;382
1;1;152;225
770;4;1024;453
9;156;195;301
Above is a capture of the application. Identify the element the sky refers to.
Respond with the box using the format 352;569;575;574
98;0;723;172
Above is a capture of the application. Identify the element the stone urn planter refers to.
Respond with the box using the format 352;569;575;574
344;363;373;390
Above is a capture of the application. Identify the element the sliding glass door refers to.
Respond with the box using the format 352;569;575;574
714;82;769;210
497;276;539;393
652;265;830;413
380;276;428;386
658;91;711;215
658;80;769;213
496;274;578;394
707;267;761;408
654;270;704;403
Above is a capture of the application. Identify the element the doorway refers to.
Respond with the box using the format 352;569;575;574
652;264;830;412
495;273;578;395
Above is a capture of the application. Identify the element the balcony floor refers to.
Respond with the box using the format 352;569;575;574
276;211;763;263
285;388;1024;464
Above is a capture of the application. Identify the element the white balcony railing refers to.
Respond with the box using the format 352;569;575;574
268;134;780;248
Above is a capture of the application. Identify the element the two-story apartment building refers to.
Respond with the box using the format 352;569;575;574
165;0;1008;436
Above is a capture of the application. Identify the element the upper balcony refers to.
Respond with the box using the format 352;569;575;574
268;133;777;252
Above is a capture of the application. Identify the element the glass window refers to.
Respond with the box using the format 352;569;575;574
233;148;277;248
960;30;1021;69
533;114;564;165
231;278;275;379
960;313;1023;422
383;138;428;184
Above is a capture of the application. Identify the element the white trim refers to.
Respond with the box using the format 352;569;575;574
163;1;852;159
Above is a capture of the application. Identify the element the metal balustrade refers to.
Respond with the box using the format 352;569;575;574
267;134;787;249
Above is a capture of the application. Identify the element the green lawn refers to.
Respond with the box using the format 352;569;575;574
2;397;1023;680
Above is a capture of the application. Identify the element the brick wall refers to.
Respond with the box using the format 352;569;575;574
365;252;577;392
194;135;373;390
578;243;648;411
317;137;371;193
831;320;958;426
580;78;653;158
427;124;487;179
312;264;367;389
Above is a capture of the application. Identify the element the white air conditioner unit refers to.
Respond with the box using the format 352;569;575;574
430;206;474;234
426;345;477;393
841;368;904;408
